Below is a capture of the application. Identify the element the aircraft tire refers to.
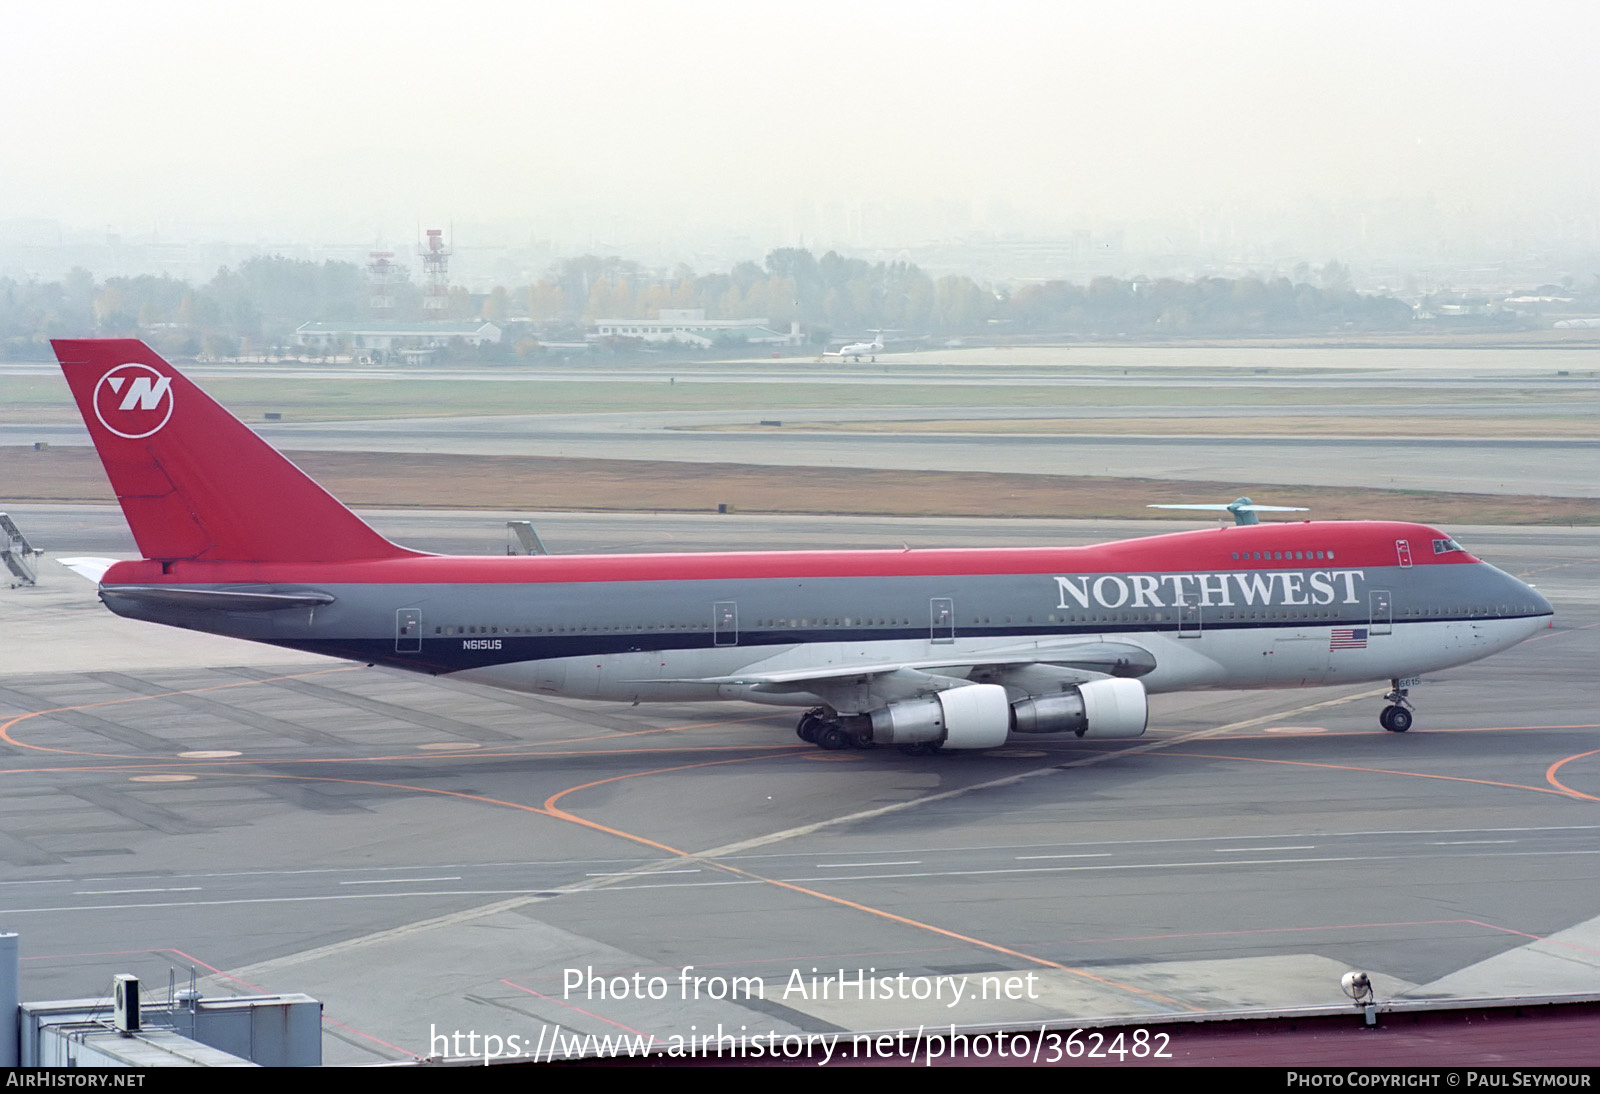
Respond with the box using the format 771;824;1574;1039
817;725;850;750
796;714;820;743
1386;707;1413;733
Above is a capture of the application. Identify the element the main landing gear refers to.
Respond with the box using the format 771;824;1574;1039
796;708;857;751
794;707;885;752
1379;681;1414;733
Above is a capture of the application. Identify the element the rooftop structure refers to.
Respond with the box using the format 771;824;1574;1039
592;309;800;346
293;320;500;362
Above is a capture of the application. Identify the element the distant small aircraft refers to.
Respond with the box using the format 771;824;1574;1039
825;331;885;362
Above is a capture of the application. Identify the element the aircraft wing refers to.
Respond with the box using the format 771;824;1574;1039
684;640;1153;685
652;639;1155;710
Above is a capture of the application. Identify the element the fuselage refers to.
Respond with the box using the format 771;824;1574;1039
96;520;1552;712
828;337;882;360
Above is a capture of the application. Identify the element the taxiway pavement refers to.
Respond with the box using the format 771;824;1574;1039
0;512;1595;1063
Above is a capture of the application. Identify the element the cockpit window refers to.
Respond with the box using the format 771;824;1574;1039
1433;538;1464;554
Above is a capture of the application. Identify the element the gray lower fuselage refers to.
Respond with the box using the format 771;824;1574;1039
99;559;1552;712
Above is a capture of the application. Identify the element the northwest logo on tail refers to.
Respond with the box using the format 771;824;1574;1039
93;363;174;438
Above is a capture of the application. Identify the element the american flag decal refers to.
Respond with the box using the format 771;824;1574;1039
1330;627;1369;650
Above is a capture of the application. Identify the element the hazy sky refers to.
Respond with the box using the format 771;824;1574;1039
5;0;1598;254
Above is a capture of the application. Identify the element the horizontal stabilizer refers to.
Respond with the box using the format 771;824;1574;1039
101;586;336;613
56;557;119;583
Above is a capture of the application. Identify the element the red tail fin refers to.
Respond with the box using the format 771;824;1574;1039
53;339;420;563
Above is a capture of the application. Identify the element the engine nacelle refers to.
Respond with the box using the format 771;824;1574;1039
867;683;1011;749
1010;678;1148;739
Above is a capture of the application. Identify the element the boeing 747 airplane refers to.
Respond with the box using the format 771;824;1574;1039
53;340;1553;752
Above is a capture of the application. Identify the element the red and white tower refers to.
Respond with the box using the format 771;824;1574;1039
419;229;451;316
367;250;398;318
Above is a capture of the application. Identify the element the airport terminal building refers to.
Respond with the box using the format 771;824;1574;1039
293;320;503;360
591;308;799;347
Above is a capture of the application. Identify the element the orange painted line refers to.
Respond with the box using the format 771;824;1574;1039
542;762;1198;1012
528;713;783;748
1;675;788;765
1153;749;1589;800
0;666;364;758
1050;918;1513;946
16;722;1595;777
1461;919;1600;959
1201;723;1600;741
1546;749;1600;803
167;947;418;1057
1525;620;1599;644
318;1014;419;1059
0;745;810;778
165;947;270;993
1516;560;1594;577
501;978;652;1038
177;757;1198;1015
541;756;784;856
198;769;566;817
707;866;1201;1011
22;948;157;962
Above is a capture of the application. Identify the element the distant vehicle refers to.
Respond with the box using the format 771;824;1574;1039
825;330;885;362
53;339;1553;752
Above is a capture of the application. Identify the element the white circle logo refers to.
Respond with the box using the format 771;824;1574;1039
93;363;175;439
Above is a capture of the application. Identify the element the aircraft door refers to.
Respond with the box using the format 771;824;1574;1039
1178;596;1202;638
1369;590;1393;636
930;598;955;644
713;600;738;646
1396;540;1413;568
395;609;422;653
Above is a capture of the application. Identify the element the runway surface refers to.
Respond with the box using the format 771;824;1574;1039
1;510;1595;1064
6;355;1595;497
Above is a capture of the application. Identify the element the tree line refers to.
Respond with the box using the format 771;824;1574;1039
0;250;1416;359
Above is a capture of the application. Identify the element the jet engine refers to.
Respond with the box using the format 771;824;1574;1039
867;683;1011;749
1009;677;1148;739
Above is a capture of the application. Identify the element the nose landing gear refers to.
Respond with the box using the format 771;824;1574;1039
1379;681;1415;732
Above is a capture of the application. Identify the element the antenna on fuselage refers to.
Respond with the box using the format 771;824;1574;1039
1146;496;1309;527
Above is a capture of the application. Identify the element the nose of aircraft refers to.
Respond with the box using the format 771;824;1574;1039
1501;565;1554;629
1527;582;1555;621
